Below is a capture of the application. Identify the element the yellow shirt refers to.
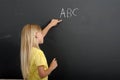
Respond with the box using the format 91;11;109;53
28;47;48;80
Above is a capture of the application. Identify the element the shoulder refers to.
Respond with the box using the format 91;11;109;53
32;47;44;56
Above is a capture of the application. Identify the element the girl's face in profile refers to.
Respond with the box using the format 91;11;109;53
35;31;44;44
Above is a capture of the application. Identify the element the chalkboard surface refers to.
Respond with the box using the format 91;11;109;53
0;0;120;80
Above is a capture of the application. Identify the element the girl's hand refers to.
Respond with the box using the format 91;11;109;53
50;58;58;71
49;19;62;27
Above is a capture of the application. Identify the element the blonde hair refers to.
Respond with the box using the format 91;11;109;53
20;24;41;80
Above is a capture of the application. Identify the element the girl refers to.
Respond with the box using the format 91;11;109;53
20;19;62;80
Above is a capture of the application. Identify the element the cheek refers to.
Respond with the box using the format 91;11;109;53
38;34;43;42
39;37;44;44
37;33;42;38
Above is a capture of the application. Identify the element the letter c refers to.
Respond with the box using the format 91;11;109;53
72;8;79;16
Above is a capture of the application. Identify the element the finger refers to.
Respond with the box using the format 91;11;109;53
57;20;62;23
54;58;57;62
53;58;56;61
54;58;57;60
58;19;62;22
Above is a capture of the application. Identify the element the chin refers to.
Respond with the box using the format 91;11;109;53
40;42;43;44
39;41;44;44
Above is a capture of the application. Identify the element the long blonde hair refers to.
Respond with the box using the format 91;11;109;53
20;24;41;80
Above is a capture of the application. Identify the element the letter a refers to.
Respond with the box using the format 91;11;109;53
60;8;66;18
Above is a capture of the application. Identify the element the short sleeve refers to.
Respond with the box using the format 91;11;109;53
34;51;46;67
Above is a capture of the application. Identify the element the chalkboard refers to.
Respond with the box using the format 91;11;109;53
0;0;120;80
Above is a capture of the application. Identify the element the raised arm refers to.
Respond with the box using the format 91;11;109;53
42;19;62;38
